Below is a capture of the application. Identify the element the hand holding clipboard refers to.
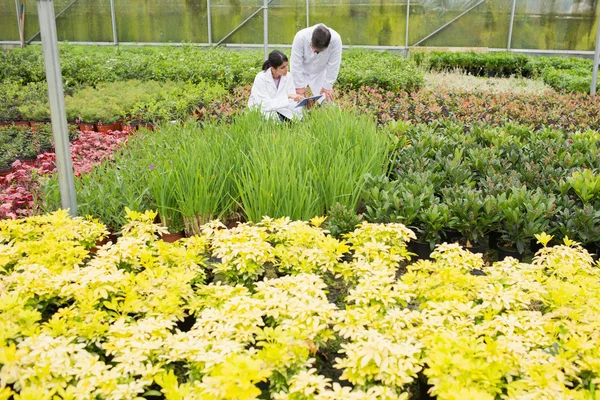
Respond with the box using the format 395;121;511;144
295;94;325;108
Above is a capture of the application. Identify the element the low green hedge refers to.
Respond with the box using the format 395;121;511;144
339;49;424;92
1;45;425;94
420;51;598;93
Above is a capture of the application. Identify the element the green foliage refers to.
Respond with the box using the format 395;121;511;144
496;187;556;254
41;108;389;234
128;81;226;123
339;49;424;92
423;50;596;93
0;81;49;121
426;51;531;77
324;202;363;239
2;45;262;90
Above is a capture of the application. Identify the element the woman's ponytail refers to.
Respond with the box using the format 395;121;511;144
262;50;288;71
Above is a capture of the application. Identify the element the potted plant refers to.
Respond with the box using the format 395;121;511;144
0;151;13;176
444;186;498;254
413;202;451;258
551;196;600;254
496;187;556;260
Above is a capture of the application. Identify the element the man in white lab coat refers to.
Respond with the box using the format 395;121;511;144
290;24;342;102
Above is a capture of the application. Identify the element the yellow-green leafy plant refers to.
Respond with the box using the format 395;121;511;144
208;222;275;285
259;216;349;275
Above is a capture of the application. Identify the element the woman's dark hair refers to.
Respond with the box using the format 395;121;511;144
311;24;331;50
262;50;288;71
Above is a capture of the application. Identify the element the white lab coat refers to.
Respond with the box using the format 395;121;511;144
290;24;342;97
248;69;302;120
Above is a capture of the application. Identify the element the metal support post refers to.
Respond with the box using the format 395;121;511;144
36;0;78;216
507;0;517;51
110;0;117;45
263;0;268;60
405;0;410;56
592;19;600;95
15;0;21;45
306;0;309;28
207;0;212;45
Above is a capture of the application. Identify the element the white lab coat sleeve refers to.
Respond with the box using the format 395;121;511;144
323;36;342;90
290;32;307;89
285;72;298;98
248;72;290;112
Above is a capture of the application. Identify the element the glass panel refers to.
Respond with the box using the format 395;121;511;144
409;0;513;48
512;0;599;51
114;0;208;43
211;0;263;44
0;1;20;41
268;0;308;45
311;0;408;46
54;0;113;42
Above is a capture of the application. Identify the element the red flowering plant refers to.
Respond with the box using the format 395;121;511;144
0;131;129;219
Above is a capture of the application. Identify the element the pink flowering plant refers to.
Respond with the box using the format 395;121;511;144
0;131;129;219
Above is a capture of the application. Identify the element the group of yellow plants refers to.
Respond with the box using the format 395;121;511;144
1;210;599;399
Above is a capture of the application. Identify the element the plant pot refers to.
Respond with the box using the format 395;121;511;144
408;240;432;260
488;230;501;250
161;231;184;243
463;241;486;255
19;156;38;167
78;122;96;132
90;233;118;253
139;124;155;131
97;122;122;133
0;166;13;177
530;239;544;254
496;242;523;261
126;121;140;132
29;122;48;132
583;242;600;261
442;228;461;243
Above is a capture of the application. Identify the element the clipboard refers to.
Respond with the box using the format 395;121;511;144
295;94;325;108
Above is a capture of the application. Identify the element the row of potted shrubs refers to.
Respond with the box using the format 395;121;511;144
362;120;600;259
0;79;227;126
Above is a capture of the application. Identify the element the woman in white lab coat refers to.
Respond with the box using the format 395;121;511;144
248;50;304;121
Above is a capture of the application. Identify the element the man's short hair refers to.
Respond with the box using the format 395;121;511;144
311;24;331;50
